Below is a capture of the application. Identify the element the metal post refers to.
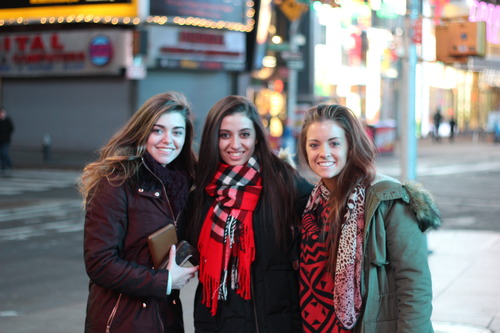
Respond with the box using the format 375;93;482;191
284;19;301;155
401;0;420;181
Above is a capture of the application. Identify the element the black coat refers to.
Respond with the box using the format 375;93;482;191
84;163;187;333
0;116;14;144
192;171;313;333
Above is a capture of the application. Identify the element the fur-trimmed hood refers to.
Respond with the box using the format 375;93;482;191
369;174;441;232
403;180;441;231
276;147;297;169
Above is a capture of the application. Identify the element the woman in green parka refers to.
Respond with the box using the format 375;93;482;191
297;104;441;333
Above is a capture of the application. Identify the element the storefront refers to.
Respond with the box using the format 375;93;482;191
0;0;254;152
424;0;500;137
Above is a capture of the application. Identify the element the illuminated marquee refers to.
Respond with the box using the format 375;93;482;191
1;0;130;9
0;0;138;23
0;0;253;33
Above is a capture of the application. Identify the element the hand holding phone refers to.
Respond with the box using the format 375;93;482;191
175;240;200;266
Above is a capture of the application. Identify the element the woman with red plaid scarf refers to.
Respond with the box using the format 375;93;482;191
187;95;313;332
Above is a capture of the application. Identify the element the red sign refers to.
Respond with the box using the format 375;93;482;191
430;0;450;25
412;18;423;44
0;30;129;77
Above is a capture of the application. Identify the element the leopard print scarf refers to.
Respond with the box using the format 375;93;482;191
334;181;365;329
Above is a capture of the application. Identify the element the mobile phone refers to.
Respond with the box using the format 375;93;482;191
176;240;200;267
158;240;199;269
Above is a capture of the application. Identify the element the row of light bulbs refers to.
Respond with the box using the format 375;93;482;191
1;0;257;30
0;15;255;32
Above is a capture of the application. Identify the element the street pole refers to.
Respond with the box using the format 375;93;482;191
284;19;301;156
400;0;420;181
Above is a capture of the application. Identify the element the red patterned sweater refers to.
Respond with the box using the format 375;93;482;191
299;185;352;333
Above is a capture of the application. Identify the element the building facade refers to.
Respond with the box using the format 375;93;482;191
0;0;252;152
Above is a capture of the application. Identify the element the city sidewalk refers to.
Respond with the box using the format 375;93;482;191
5;135;500;333
427;230;500;333
177;229;500;333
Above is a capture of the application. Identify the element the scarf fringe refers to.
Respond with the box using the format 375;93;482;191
235;262;252;300
200;267;221;316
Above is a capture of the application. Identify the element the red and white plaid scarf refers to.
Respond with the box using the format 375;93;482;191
198;157;262;315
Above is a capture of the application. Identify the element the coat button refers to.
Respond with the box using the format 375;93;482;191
142;302;147;308
154;192;160;197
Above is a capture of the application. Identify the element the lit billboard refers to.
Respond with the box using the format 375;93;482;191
1;0;131;9
0;0;137;20
150;0;248;25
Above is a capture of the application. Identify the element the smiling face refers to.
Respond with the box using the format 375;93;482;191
218;112;257;166
146;112;186;167
305;120;348;191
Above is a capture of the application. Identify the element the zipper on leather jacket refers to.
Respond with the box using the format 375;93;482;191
141;159;180;225
106;293;123;333
156;301;165;332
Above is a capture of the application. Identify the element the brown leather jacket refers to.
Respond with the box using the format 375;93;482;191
84;162;186;333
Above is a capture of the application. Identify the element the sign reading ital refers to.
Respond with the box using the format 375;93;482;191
0;30;130;77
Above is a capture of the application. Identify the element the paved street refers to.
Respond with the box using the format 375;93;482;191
375;136;500;233
0;168;86;333
0;135;499;333
0;169;80;197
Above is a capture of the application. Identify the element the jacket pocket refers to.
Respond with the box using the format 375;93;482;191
363;290;398;324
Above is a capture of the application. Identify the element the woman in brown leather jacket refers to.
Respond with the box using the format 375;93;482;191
79;92;198;333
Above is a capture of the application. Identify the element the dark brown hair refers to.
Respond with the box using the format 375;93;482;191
189;95;299;249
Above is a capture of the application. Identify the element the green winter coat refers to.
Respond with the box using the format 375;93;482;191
354;174;441;333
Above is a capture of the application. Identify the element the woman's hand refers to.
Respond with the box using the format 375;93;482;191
166;244;199;289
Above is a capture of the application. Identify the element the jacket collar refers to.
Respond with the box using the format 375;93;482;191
365;174;441;232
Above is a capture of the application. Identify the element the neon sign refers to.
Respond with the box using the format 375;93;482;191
469;0;500;44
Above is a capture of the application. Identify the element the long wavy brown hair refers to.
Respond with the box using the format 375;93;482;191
78;91;196;207
298;104;376;272
188;95;300;249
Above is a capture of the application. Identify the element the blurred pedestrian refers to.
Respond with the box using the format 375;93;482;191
298;104;441;332
0;106;14;176
494;121;500;144
187;95;313;332
78;92;198;333
433;108;443;142
449;116;456;142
